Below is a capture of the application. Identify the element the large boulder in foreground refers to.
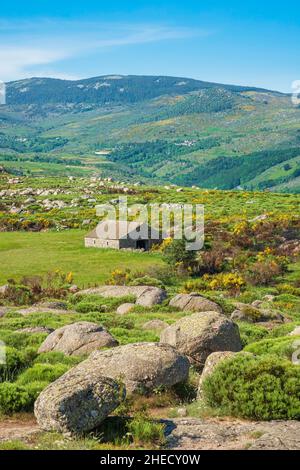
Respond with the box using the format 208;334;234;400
34;371;125;433
38;321;118;356
160;311;242;369
75;285;167;307
68;342;190;394
169;293;222;314
197;351;236;399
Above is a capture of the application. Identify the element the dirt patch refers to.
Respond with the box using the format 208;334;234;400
0;415;39;443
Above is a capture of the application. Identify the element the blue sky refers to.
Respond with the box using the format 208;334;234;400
0;1;299;91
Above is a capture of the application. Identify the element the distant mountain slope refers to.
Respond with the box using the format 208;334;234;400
6;75;271;106
1;74;300;193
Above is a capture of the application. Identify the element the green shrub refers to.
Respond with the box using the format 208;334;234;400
0;347;35;382
238;322;269;347
0;383;30;413
0;380;48;414
72;295;136;313
244;336;300;359
34;351;82;366
162;239;197;269
127;412;166;447
0;440;29;450
3;283;33;305
110;327;158;344
269;323;299;338
202;354;300;420
24;380;49;403
82;312;135;330
75;301;108;313
16;363;69;385
129;276;165;289
0;330;46;349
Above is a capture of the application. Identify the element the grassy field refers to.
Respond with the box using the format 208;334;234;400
0;230;164;286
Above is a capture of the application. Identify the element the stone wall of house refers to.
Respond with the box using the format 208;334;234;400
85;236;164;250
84;238;120;249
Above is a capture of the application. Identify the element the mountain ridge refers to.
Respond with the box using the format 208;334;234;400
6;74;283;106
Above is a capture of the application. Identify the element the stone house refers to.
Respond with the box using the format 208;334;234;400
84;220;164;250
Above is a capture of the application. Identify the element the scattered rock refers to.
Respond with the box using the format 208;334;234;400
34;372;125;433
262;295;275;302
142;320;169;331
160;311;242;369
0;307;10;318
38;321;118;356
197;351;236;398
67;342;190;395
75;285;167;307
17;327;54;334
69;285;79;293
16;306;74;316
116;303;135;315
249;214;268;222
169;293;222;314
289;326;300;336
177;407;187;417
231;303;283;323
0;285;9;295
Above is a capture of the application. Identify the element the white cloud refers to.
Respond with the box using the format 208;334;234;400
0;19;210;81
0;47;70;81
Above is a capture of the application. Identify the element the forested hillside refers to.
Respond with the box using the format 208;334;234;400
1;74;300;192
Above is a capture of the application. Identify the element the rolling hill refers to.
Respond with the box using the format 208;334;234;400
1;74;300;192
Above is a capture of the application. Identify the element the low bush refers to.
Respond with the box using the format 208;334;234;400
129;276;165;289
109;327;158;345
126;412;166;447
202;354;300;420
276;284;300;297
34;351;82;366
71;294;136;313
246;255;288;286
0;347;35;382
244;336;300;359
196;244;227;274
184;272;246;294
0;440;29;450
16;363;69;385
0;330;46;349
238;323;269;347
0;381;47;413
3;271;73;305
2;283;33;306
75;301;108;313
269;323;299;338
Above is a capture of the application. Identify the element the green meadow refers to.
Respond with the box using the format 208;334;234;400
0;230;163;286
